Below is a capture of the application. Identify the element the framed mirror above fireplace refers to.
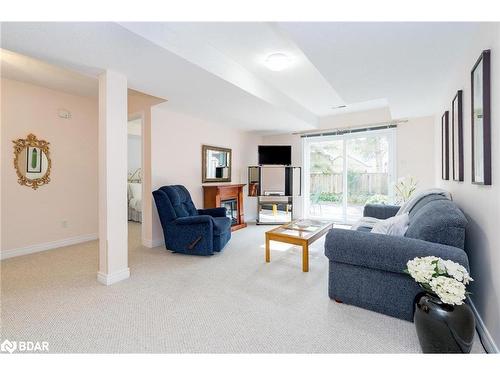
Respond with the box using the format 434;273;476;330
202;145;232;183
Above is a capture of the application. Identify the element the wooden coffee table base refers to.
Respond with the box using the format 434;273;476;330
265;221;333;272
265;235;310;272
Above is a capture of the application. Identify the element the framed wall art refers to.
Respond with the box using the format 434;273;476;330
452;90;464;181
441;111;450;180
471;49;491;185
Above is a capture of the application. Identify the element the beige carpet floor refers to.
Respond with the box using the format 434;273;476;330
0;222;485;353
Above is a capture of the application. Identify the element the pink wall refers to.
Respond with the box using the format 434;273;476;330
151;106;261;244
1;78;98;252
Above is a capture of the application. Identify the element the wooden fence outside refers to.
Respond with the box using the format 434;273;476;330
310;172;388;194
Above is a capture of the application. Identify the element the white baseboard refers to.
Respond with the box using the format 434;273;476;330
97;268;130;286
1;233;98;260
143;237;164;248
468;297;499;353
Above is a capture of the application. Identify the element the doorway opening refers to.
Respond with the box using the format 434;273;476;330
303;128;396;224
127;116;143;244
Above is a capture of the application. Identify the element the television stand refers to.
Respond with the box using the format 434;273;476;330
256;195;294;225
248;165;301;225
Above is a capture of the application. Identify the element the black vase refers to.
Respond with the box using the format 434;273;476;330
414;292;475;353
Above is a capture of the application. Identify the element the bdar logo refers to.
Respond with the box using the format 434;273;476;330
1;339;17;354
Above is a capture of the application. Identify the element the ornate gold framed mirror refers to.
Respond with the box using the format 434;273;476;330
13;133;52;190
202;145;232;183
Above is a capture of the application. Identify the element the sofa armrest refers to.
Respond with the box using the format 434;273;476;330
197;207;227;218
175;215;213;226
324;228;469;274
363;204;400;219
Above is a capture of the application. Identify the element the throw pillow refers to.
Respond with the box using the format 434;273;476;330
371;213;409;236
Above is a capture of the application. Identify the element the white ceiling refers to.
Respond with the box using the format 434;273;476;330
278;22;483;119
1;22;315;132
1;22;486;132
120;22;344;117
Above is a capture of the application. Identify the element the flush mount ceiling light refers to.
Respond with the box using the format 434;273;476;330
264;53;292;71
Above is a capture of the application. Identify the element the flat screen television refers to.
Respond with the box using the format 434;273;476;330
258;145;292;165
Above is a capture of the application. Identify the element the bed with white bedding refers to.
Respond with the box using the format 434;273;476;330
128;169;142;222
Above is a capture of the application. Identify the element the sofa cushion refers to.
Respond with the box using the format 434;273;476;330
212;217;232;235
405;199;467;249
325;228;469;274
356;226;372;232
363;204;400;220
408;194;448;219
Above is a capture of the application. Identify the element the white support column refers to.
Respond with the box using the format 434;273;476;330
97;70;129;285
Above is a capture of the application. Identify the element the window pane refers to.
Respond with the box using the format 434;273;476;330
308;139;344;221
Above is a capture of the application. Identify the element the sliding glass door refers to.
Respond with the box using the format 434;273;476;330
303;128;396;224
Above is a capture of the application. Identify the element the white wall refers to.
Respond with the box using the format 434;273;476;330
261;109;436;217
1;78;98;255
319;107;392;128
434;23;500;352
398;116;435;190
97;70;129;284
151;106;262;244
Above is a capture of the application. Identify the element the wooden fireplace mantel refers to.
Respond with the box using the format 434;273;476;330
203;184;247;231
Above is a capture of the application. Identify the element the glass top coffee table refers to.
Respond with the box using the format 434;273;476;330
265;219;334;272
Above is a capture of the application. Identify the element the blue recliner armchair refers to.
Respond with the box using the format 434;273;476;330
153;185;232;255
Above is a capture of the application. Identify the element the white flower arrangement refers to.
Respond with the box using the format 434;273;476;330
394;176;418;204
405;256;473;305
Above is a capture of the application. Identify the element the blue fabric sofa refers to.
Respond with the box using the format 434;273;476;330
153;185;231;255
324;195;469;321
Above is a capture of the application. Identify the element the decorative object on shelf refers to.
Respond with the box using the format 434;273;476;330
394;175;417;204
441;111;450;180
405;256;475;353
471;49;491;185
248;165;302;225
203;184;246;231
12;133;52;190
202;145;232;183
452;90;464;181
248;166;260;197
